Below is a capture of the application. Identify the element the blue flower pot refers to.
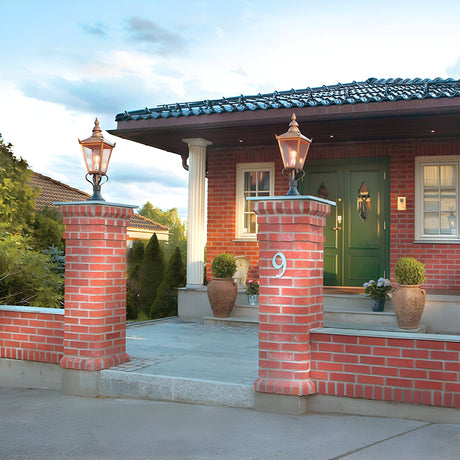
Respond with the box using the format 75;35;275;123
371;297;385;312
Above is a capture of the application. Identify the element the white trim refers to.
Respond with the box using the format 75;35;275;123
235;162;274;239
415;155;459;243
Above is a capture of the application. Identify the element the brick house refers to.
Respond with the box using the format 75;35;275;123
31;171;169;246
111;78;460;292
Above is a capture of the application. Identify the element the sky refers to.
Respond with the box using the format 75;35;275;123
1;0;460;219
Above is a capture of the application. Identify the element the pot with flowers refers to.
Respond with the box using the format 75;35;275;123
246;280;259;306
207;253;238;317
392;257;426;329
363;277;392;312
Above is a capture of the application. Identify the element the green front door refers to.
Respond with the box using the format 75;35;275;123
303;159;390;286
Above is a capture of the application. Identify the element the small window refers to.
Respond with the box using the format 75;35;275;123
235;162;274;239
415;156;459;242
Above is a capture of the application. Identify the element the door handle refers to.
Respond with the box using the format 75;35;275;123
332;227;342;231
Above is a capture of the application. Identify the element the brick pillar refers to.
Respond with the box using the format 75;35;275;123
251;197;331;410
59;202;135;373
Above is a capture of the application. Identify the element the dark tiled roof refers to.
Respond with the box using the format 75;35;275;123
31;172;90;209
115;77;460;122
30;172;168;233
130;213;169;232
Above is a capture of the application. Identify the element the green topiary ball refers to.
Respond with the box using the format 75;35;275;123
211;253;237;279
394;257;426;285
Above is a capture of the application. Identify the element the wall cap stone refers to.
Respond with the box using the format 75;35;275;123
0;305;64;315
312;327;460;343
54;201;138;209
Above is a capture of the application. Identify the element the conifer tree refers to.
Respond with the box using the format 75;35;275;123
126;241;145;320
150;246;186;318
138;233;164;317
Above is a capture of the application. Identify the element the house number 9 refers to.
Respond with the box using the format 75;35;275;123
272;252;287;278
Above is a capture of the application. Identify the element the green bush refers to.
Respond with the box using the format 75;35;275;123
126;241;145;320
394;257;426;285
211;253;236;279
138;234;164;317
150;246;186;318
0;234;63;307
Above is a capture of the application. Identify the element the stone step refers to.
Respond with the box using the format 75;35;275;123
233;303;258;318
203;315;258;328
204;292;460;333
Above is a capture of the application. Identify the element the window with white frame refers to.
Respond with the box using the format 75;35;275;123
415;155;459;242
235;162;274;239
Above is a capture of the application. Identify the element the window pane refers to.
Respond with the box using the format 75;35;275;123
440;213;456;234
424;214;439;234
440;165;455;187
258;171;270;191
424;166;438;187
244;172;257;191
240;166;273;235
424;192;439;212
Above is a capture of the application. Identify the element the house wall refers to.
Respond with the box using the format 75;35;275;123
0;306;64;364
207;145;284;281
206;137;460;290
311;330;460;409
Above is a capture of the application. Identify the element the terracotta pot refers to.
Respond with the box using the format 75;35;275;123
392;285;426;329
207;278;237;317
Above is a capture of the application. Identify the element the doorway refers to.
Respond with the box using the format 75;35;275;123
303;159;390;287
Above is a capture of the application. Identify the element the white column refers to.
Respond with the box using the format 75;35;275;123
183;138;212;288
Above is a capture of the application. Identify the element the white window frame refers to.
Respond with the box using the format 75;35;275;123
415;155;460;243
235;162;275;240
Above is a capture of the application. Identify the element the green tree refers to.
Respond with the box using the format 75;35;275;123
0;233;63;307
138;202;187;261
138;233;164;318
0;135;37;234
150;246;186;318
30;207;65;251
126;241;145;320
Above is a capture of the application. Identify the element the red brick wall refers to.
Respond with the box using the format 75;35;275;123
206;145;284;281
0;308;64;364
206;137;460;289
311;330;460;409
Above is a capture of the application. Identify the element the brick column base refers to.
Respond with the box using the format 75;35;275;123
251;197;331;399
59;202;135;372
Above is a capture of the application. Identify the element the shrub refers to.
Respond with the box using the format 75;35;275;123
211;253;236;279
0;233;63;307
150;246;186;318
126;241;145;320
394;257;426;285
138;234;164;318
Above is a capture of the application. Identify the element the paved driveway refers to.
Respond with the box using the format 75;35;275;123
1;388;459;459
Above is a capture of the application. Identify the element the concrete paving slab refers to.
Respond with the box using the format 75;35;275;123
121;318;259;384
2;388;458;460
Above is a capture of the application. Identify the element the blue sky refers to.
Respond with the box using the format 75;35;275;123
1;0;460;218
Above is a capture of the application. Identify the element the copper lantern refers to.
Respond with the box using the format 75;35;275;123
79;118;115;201
276;113;311;195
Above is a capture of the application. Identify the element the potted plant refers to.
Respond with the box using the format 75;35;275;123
392;257;426;329
363;277;392;312
206;253;237;317
246;280;259;306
